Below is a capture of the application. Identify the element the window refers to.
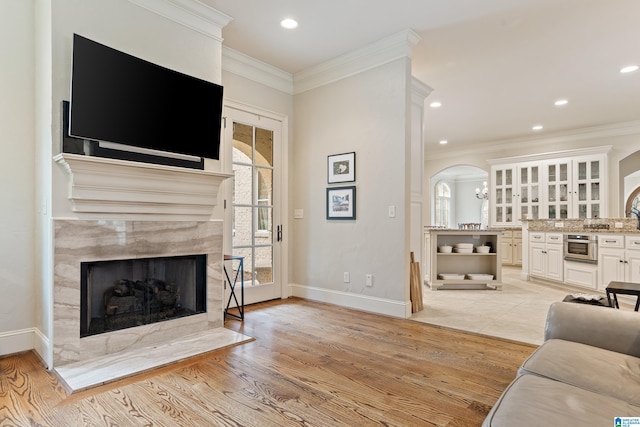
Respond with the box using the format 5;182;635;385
434;181;451;227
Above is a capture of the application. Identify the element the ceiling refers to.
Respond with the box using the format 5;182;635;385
203;0;640;150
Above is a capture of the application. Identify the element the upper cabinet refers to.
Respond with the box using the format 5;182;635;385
489;147;610;226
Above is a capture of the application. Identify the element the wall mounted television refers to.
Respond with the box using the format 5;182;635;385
68;34;223;166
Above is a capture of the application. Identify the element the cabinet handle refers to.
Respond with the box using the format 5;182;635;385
605;240;617;244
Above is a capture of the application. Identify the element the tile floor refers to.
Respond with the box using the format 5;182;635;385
411;267;614;345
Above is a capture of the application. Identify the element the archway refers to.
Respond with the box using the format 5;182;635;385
430;165;489;228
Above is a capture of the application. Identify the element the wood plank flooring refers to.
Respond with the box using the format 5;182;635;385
0;297;536;426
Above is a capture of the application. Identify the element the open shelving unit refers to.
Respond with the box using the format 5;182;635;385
429;230;503;290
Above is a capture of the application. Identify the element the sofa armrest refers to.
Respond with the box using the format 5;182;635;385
544;302;640;357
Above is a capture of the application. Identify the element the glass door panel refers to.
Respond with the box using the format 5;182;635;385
232;120;276;290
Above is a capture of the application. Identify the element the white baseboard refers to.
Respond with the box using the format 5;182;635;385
288;283;410;318
0;328;52;368
0;328;35;356
33;328;52;369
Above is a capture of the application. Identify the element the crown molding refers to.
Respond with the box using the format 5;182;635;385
487;145;613;165
128;0;232;41
222;46;294;95
426;120;640;162
293;29;422;94
412;77;433;101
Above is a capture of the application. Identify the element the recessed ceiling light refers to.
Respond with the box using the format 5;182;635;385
621;65;639;74
430;101;442;108
439;140;448;145
280;18;298;29
532;125;543;131
554;99;568;106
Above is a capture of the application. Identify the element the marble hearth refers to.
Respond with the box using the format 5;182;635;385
52;219;251;391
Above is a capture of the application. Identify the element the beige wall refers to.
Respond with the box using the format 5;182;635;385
0;0;36;345
291;59;411;307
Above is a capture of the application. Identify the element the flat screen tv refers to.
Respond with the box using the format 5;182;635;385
69;34;223;161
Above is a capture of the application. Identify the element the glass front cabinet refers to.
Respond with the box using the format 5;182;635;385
489;148;608;226
492;165;515;225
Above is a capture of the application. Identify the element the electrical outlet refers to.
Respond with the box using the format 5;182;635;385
366;274;373;287
615;222;623;228
343;272;350;283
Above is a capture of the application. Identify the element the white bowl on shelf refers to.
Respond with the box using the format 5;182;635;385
453;247;473;253
455;243;474;249
439;273;465;280
439;245;453;253
475;246;490;253
466;273;494;280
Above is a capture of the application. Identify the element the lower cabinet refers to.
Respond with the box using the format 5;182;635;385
564;261;598;289
529;232;564;282
501;229;523;266
599;235;640;290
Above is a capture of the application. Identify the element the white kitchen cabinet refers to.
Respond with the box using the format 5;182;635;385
501;229;522;266
492;165;516;225
488;147;610;227
572;156;605;219
599;234;640;289
529;232;563;282
545;160;571;220
564;261;598;289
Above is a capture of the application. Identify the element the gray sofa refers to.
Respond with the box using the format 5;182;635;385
483;301;640;426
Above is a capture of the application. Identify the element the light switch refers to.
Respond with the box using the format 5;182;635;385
294;209;304;219
388;205;396;218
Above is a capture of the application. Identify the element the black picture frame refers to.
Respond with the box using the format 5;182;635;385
326;186;356;220
327;152;356;184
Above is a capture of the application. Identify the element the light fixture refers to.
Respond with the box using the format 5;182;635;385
280;18;298;29
430;101;442;108
532;124;543;131
439;140;448;145
475;181;489;200
620;65;639;74
554;99;568;106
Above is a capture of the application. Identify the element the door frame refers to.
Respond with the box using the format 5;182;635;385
222;99;289;302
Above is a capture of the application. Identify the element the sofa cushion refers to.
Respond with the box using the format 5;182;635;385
519;338;640;405
482;373;640;427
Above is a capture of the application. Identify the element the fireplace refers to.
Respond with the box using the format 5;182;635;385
53;219;224;367
80;255;207;337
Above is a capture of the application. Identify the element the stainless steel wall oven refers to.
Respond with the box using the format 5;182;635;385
564;234;598;264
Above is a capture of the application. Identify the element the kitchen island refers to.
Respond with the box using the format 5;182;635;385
427;229;503;290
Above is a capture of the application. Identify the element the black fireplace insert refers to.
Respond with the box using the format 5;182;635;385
80;254;206;337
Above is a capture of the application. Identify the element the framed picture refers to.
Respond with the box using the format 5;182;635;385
328;152;355;183
327;186;356;220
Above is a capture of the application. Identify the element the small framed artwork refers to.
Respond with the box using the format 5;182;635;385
327;186;356;220
328;152;355;184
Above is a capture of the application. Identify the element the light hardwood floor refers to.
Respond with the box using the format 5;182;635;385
0;298;535;426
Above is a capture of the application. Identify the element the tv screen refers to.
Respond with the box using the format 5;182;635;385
69;34;223;160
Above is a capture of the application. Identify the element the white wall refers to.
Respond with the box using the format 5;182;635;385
0;0;36;351
455;179;486;224
291;59;411;315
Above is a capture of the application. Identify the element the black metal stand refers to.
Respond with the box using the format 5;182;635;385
224;255;245;320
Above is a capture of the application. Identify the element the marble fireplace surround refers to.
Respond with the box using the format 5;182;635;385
53;219;224;365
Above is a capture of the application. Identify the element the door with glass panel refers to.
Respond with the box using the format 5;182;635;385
225;108;282;305
492;165;516;225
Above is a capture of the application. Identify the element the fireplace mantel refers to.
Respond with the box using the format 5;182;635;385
54;153;232;218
